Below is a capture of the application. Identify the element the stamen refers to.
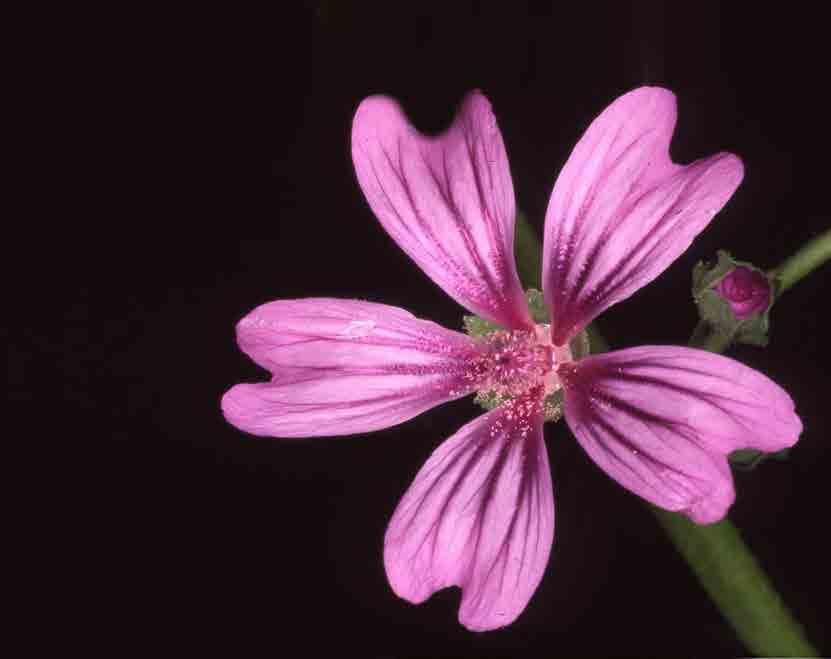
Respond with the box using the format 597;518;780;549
467;324;574;421
478;329;551;396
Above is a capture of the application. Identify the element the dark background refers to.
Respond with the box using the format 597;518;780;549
51;2;830;656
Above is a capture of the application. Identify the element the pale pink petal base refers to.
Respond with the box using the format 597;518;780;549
560;346;802;523
352;91;532;330
384;394;554;631
543;87;744;345
221;298;483;437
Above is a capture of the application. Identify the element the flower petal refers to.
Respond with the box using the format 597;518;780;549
715;267;772;319
222;298;483;437
384;394;554;631
542;87;744;345
352;91;532;330
560;346;802;523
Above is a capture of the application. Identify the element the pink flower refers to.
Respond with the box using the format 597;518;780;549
222;88;801;631
715;266;772;318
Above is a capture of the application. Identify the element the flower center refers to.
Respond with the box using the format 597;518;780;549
469;324;573;421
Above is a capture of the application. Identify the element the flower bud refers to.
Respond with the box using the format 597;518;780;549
692;251;775;347
714;266;772;319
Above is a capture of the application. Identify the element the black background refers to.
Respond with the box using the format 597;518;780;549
51;2;830;657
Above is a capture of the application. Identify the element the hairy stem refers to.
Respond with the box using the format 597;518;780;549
652;509;817;657
771;227;831;295
514;210;543;289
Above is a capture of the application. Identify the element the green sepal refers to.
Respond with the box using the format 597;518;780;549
695;289;737;334
692;250;736;294
463;288;549;338
735;314;770;347
541;389;564;423
462;314;502;338
525;288;549;324
729;448;791;471
473;386;565;422
472;389;510;412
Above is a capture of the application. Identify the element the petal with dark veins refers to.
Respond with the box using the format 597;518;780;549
543;87;744;345
384;394;554;630
352;91;532;330
222;298;483;437
560;345;801;523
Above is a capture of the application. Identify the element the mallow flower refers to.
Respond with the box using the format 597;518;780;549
222;87;801;631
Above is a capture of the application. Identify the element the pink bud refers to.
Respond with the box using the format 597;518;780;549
715;267;771;319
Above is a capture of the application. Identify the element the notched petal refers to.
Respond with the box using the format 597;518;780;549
384;395;554;630
543;87;744;345
352;91;532;330
222;298;484;438
560;345;801;523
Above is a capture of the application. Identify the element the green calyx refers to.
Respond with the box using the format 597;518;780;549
692;250;776;348
462;289;550;338
471;388;566;423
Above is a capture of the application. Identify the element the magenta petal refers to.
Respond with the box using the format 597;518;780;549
715;267;772;319
542;87;744;345
221;298;483;438
560;346;802;523
384;397;554;631
352;91;532;330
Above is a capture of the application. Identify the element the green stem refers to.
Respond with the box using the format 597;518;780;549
652;510;817;657
770;227;831;295
673;238;825;655
513;210;543;289
513;212;819;656
688;320;733;353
